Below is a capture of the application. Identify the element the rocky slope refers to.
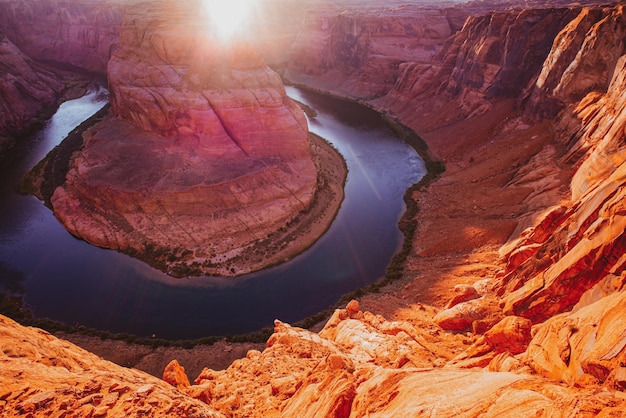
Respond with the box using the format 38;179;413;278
162;2;626;415
0;315;224;417
1;0;626;417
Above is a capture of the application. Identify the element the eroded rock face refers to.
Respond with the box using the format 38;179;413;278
0;315;224;417
0;0;122;73
380;7;582;124
3;1;626;416
164;303;624;417
286;3;454;99
0;31;65;151
51;0;320;276
498;6;626;323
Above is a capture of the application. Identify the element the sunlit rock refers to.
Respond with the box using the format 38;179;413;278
51;0;321;276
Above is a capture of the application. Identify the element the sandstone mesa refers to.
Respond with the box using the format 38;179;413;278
1;0;626;416
3;0;347;277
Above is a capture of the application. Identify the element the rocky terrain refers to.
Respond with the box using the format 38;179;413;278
0;0;122;153
1;0;626;417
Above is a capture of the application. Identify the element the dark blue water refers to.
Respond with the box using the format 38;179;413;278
0;85;425;339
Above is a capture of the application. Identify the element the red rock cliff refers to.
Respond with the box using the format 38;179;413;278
50;0;320;276
152;3;626;415
0;0;122;73
286;3;455;99
0;31;65;151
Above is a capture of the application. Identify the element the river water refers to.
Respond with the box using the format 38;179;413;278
0;84;425;340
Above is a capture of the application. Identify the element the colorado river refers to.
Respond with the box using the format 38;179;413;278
0;84;425;340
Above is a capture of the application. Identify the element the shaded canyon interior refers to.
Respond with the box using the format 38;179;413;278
1;0;626;416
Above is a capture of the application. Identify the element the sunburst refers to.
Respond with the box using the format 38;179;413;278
202;0;257;41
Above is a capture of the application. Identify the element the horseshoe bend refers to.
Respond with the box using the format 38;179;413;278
1;0;626;416
49;2;342;277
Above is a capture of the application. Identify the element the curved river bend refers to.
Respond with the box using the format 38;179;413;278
0;85;425;340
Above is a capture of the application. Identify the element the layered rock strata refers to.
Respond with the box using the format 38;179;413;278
0;0;122;73
50;1;328;276
0;315;224;417
0;0;122;152
0;32;65;152
366;0;626;397
167;303;625;416
286;3;455;99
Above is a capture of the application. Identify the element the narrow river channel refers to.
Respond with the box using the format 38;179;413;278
0;84;425;340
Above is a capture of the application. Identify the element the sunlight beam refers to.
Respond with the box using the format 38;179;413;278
202;0;257;41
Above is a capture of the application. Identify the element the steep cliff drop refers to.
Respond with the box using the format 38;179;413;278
0;31;65;152
49;0;337;277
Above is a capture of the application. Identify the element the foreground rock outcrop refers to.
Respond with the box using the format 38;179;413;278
173;304;623;417
0;315;224;417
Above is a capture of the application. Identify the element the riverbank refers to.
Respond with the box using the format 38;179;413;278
210;132;347;276
357;98;568;326
41;88;440;380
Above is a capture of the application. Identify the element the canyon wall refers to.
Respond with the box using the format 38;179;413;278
0;0;122;73
285;3;455;98
159;2;626;415
0;0;122;152
0;32;65;151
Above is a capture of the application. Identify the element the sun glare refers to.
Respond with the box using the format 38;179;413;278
202;0;257;41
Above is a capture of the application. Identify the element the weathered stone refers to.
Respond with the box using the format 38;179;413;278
484;316;532;355
445;284;480;309
51;0;320;277
0;315;224;417
523;291;626;386
163;360;191;389
434;297;504;331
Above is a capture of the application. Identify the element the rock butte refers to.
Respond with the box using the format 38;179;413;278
6;0;342;277
1;0;626;416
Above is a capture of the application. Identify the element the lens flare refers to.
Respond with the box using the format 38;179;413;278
202;0;256;40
